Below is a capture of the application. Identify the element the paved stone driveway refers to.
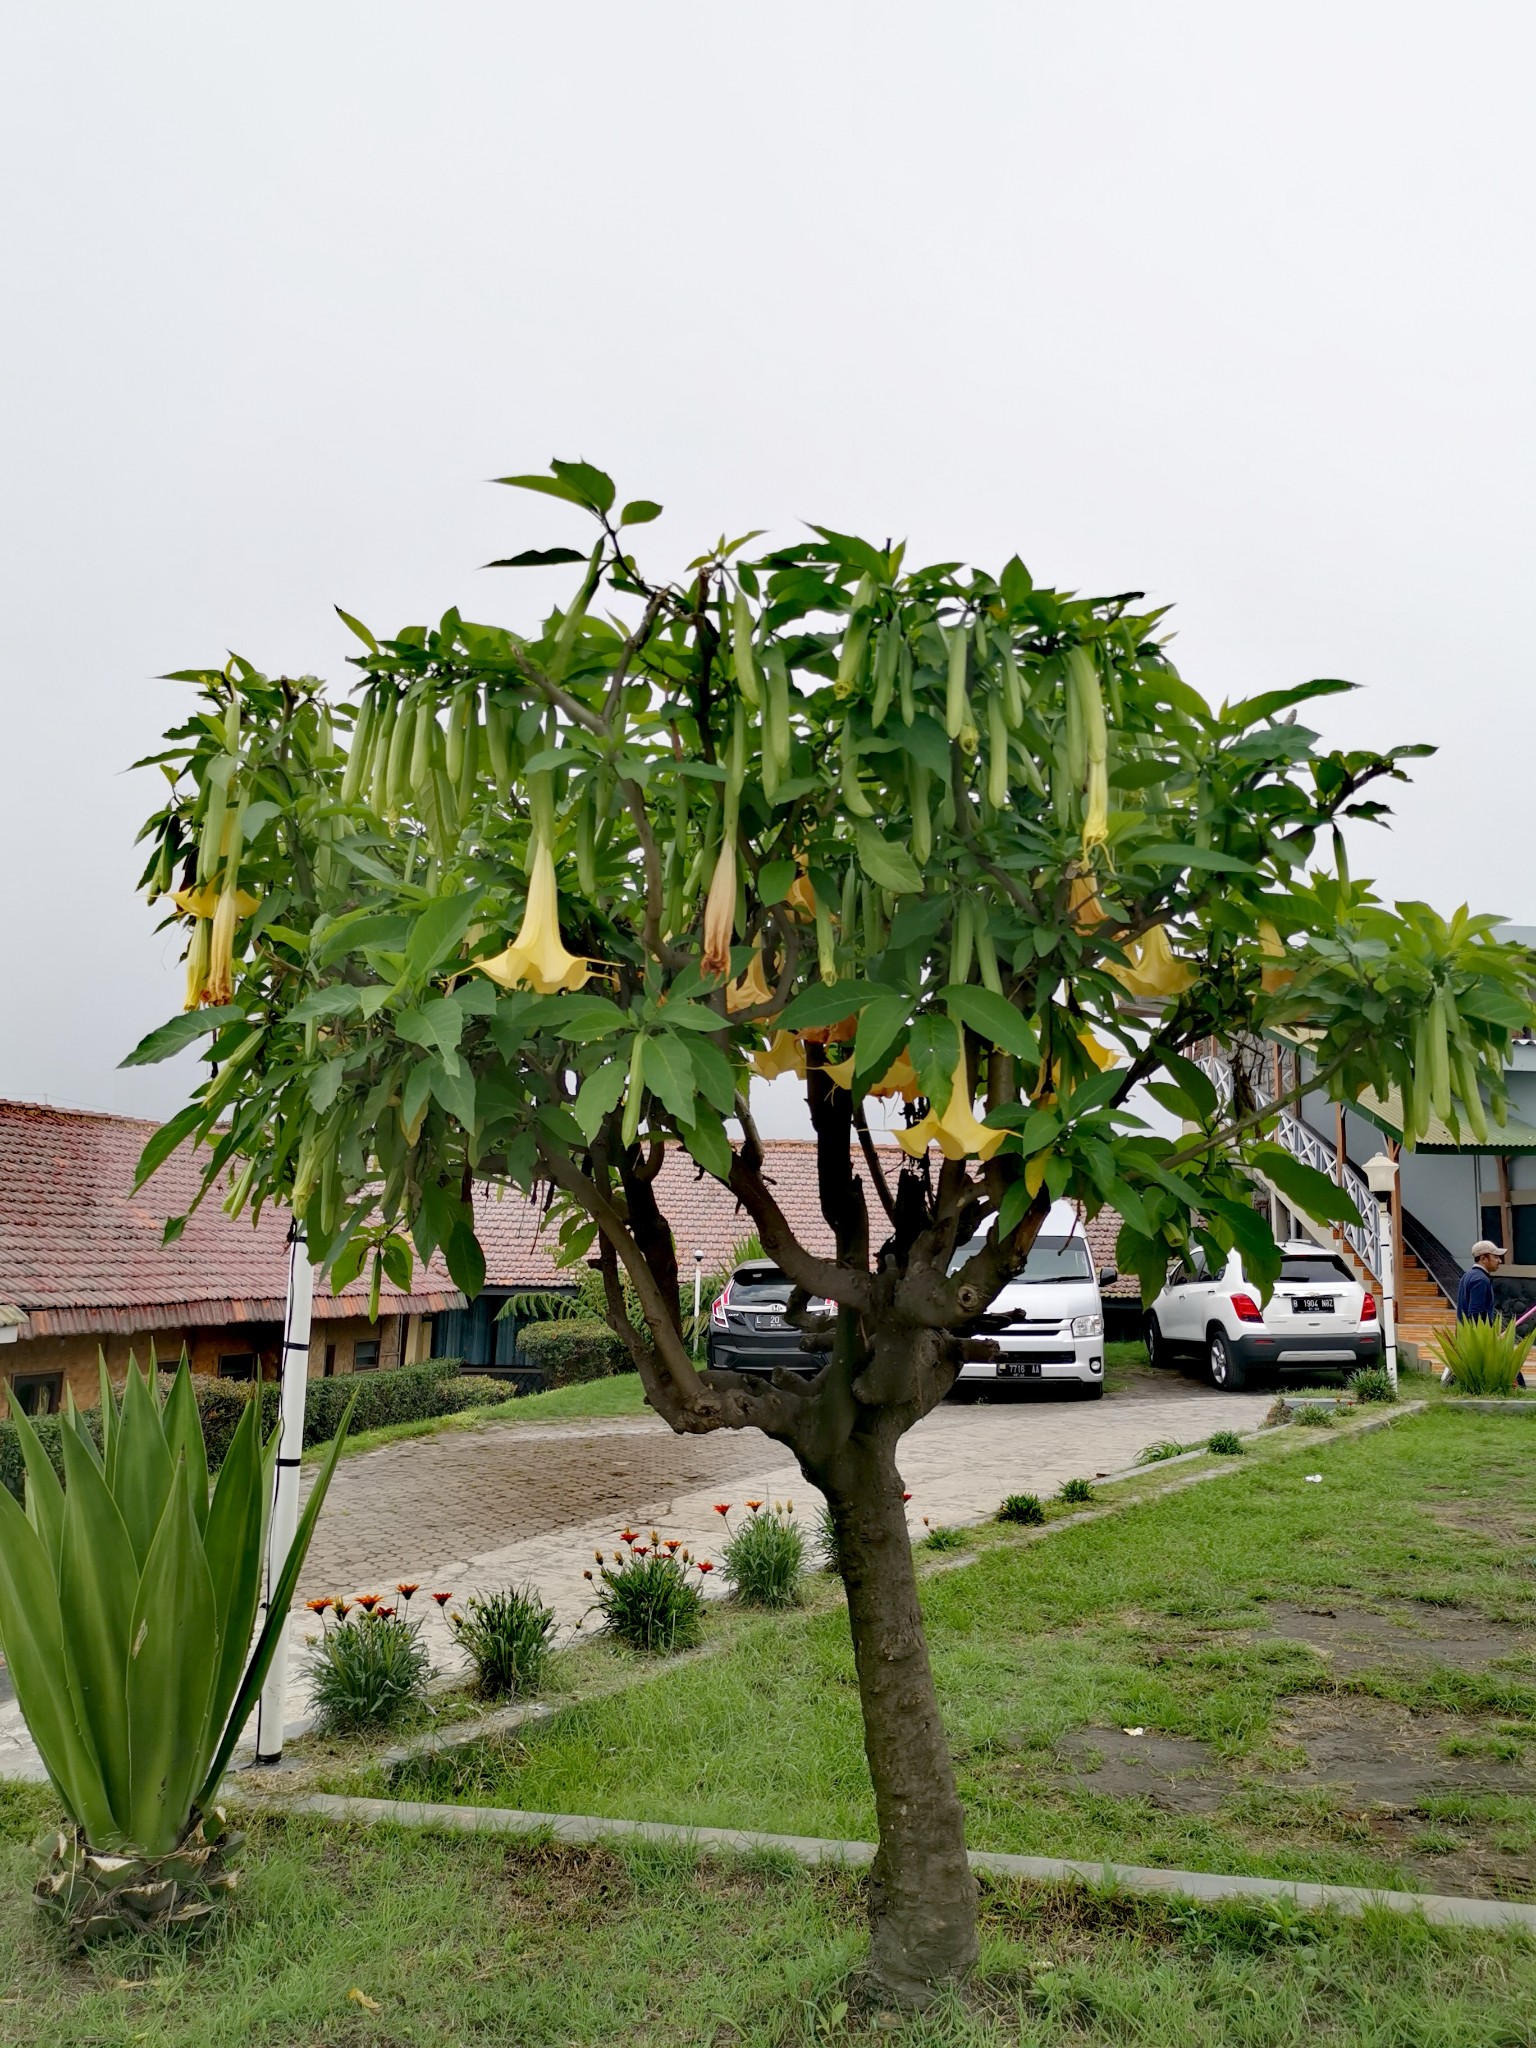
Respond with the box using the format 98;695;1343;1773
0;1370;1270;1780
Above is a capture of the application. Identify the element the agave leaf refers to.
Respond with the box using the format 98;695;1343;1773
57;1426;138;1833
65;1387;104;1474
0;1483;119;1845
125;1455;218;1856
198;1392;358;1805
3;1393;64;1570
161;1360;209;1532
97;1351;119;1493
201;1396;268;1739
112;1360;176;1569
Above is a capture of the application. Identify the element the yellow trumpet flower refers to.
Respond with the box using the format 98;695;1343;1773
726;945;775;1014
1082;758;1109;854
172;881;260;921
825;1047;921;1103
476;838;597;996
1105;924;1196;1001
895;1048;1007;1163
183;919;211;1012
1068;874;1107;930
751;1030;806;1082
1259;920;1294;994
701;838;737;979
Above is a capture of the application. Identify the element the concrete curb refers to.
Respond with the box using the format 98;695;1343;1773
263;1792;1536;1935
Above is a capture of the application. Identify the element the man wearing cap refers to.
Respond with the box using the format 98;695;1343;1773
1450;1239;1526;1387
1457;1239;1505;1324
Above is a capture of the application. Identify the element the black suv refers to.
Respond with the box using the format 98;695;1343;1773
705;1262;832;1377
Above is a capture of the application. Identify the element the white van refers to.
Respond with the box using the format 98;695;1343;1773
949;1200;1113;1398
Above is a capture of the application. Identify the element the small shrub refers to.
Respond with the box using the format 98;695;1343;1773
1347;1366;1397;1405
921;1522;968;1552
1295;1402;1336;1427
589;1533;707;1653
1135;1439;1187;1466
719;1502;805;1608
815;1500;844;1576
1433;1318;1533;1396
306;1599;432;1731
449;1585;556;1699
516;1318;632;1388
1207;1429;1244;1456
997;1492;1045;1526
1059;1477;1096;1505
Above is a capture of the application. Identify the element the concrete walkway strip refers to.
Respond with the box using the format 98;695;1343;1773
268;1792;1536;1934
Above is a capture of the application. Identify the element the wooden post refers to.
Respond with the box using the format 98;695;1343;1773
1497;1154;1514;1262
1388;1139;1403;1318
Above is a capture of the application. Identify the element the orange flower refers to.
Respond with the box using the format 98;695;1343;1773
745;1499;763;1511
665;1538;682;1553
902;1491;912;1503
305;1597;332;1615
430;1591;453;1607
697;1559;715;1574
713;1503;732;1517
620;1527;638;1544
396;1582;419;1601
632;1543;649;1558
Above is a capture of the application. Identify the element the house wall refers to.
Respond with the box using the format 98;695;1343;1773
0;1312;417;1419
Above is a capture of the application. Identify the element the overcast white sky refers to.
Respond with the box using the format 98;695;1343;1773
2;2;1531;1137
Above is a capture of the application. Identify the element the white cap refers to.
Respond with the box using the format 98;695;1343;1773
1471;1239;1507;1260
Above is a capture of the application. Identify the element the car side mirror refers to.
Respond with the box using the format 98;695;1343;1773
1097;1268;1118;1289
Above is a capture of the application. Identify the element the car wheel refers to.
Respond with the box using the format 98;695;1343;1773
1208;1330;1247;1391
1144;1314;1171;1369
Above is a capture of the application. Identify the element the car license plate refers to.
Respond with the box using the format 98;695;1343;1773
754;1313;788;1330
998;1359;1042;1377
1291;1295;1334;1315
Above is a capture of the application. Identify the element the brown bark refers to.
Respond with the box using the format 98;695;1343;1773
813;1406;978;2003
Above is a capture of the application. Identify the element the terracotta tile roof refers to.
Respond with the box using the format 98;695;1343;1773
473;1141;1137;1297
0;1100;464;1338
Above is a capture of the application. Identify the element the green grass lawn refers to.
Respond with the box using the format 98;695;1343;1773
4;1784;1536;2047
311;1369;650;1462
365;1409;1536;1899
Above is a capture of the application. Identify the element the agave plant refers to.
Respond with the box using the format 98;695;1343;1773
0;1356;351;1946
1433;1317;1535;1395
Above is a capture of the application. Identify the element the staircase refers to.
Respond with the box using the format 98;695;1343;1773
1337;1238;1453;1354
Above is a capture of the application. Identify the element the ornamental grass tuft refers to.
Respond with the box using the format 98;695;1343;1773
449;1584;556;1699
1347;1365;1397;1404
1058;1476;1096;1504
307;1601;432;1731
719;1502;805;1608
1206;1429;1244;1456
588;1533;707;1653
996;1492;1046;1526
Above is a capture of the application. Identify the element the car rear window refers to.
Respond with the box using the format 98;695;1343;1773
1278;1255;1353;1284
952;1235;1093;1281
729;1267;790;1304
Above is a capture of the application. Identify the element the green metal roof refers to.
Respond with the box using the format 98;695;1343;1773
1353;1086;1536;1155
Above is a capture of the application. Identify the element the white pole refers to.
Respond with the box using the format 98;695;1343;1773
1377;1195;1399;1392
254;1223;313;1763
693;1250;703;1354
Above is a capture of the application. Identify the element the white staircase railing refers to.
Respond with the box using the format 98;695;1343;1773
1195;1053;1382;1283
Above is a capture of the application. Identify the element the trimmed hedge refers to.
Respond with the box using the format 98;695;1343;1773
0;1357;506;1500
515;1317;631;1388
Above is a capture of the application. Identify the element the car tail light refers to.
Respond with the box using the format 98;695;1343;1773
1230;1292;1264;1324
1359;1291;1377;1323
710;1281;731;1329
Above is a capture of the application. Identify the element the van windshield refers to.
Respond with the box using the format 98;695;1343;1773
951;1235;1093;1282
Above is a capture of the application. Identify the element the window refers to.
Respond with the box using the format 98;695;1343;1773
217;1353;258;1382
9;1373;63;1417
1278;1253;1353;1283
322;1343;337;1378
353;1340;381;1372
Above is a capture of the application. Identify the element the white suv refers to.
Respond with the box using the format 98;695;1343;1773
950;1201;1112;1398
1145;1239;1383;1391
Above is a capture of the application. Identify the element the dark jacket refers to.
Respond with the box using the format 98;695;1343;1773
1456;1265;1498;1323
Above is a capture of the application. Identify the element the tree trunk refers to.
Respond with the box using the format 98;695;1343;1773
820;1423;978;2004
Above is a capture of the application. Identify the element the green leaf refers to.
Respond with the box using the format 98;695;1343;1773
495;471;601;509
404;891;481;982
759;859;796;905
381;1235;414;1291
427;1056;477;1130
685;1035;738;1116
1458;985;1534;1030
680;1107;735;1180
112;1364;177;1570
1225;677;1352;727
120;1007;245;1069
288;985;364;1025
852;993;909;1088
536;993;629;1041
328;1233;370;1295
201;1396;268;1748
307;1054;351;1114
334;605;379;654
445;1219;486;1298
4;1394;65;1567
908;1014;961;1110
1247;1144;1366;1230
1000;555;1034;608
551;459;616;512
940;986;1039;1060
574;1059;628;1143
620;500;663;527
161;1361;209;1534
125;1456;218;1854
401;1059;434;1143
996;1174;1037;1239
1129;842;1260;875
854;823;924;896
485;546;588;568
642;1035;697;1124
396;995;465;1061
315;910;411;967
1158;1051;1219;1122
654;1000;726;1034
57;1424;138;1829
891;712;952;781
777;980;896;1030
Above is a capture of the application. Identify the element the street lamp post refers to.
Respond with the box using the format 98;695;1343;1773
253;1222;314;1764
693;1249;703;1355
1364;1152;1400;1391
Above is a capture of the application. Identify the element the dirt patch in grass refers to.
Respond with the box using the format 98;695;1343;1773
1274;1694;1533;1806
1049;1727;1234;1812
495;1840;636;1924
1256;1601;1529;1675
